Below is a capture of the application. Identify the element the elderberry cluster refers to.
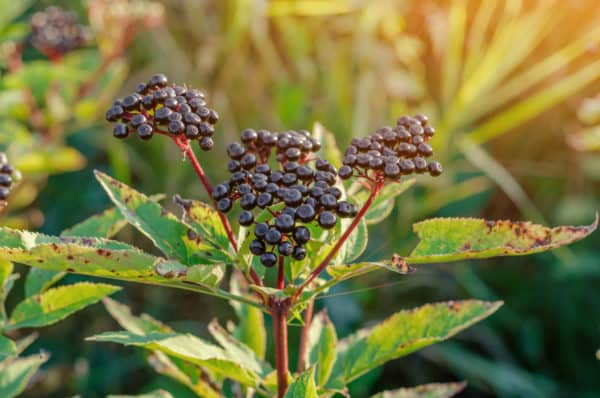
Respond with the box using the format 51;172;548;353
338;114;443;181
0;153;18;202
105;74;219;151
28;6;91;58
213;129;357;267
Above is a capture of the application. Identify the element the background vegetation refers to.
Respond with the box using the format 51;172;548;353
1;0;600;396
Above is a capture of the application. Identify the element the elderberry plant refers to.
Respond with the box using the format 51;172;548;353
0;74;595;398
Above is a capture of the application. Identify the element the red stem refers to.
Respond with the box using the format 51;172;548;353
296;298;315;372
293;183;382;301
272;301;289;398
277;255;285;290
172;137;263;286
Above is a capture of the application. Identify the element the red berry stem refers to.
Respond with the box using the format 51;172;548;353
296;298;315;372
293;182;383;301
271;299;290;398
277;255;285;290
172;136;263;286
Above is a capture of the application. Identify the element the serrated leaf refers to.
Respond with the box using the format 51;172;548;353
107;390;174;398
175;197;231;255
406;215;598;264
370;382;466;398
61;208;128;239
284;367;318;398
327;300;502;388
304;310;337;386
0;336;16;361
0;228;229;298
363;179;416;225
95;171;226;265
6;282;120;330
87;331;263;387
336;216;368;264
0;353;48;398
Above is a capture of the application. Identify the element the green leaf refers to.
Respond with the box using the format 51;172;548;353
208;320;272;376
363;179;416;225
0;336;16;361
95;171;226;264
336;216;368;264
284;367;318;398
61;208;128;239
230;274;267;359
103;297;172;335
6;282;120;330
0;353;48;398
304;310;337;386
107;390;174;398
327;300;502;388
0;227;229;291
0;0;34;29
174;196;231;257
370;382;466;398
406;215;598;264
24;268;65;298
87;331;263;387
0;260;17;322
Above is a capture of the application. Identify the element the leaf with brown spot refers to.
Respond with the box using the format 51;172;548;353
406;214;598;264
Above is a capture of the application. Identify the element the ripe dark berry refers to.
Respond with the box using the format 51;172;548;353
283;189;303;207
275;214;295;233
414;157;427;173
168;120;185;134
213;183;230;200
428;161;443;176
250;239;266;255
130;114;147;128
241;129;258;143
292;245;307;260
230;171;247;185
286;147;302;160
278;241;294;257
297;165;314;180
113;123;129;139
256;164;271;174
296;204;316;222
384;163;401;178
260;253;277;267
337;201;357;217
424;126;435;137
417;143;433;157
320;194;337;210
122;95;140;111
0;187;10;201
137;124;153;140
238;183;253;195
217;198;232;212
254;223;269;238
185;125;200;139
293;226;311;244
265;228;283;244
239;211;254;226
339;165;353;179
149;73;169;87
0;174;12;187
399;159;415;174
327;187;342;199
198;123;214;137
199;137;214;151
155;107;172;122
318;211;337;229
240;193;257;210
240;154;257;170
257;192;273;208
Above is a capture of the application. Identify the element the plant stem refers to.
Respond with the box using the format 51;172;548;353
296;298;314;372
172;137;263;286
272;300;289;398
277;255;285;290
293;183;382;301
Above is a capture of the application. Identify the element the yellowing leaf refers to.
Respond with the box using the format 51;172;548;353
370;382;466;398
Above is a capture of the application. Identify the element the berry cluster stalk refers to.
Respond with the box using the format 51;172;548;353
173;137;263;286
294;182;383;301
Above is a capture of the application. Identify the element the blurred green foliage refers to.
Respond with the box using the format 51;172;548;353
1;0;599;397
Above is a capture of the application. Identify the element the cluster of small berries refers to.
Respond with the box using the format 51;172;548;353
338;114;442;181
29;6;92;58
105;74;219;151
0;153;17;202
213;130;357;267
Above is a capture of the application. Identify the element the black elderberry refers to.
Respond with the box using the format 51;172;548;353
399;159;415;175
185;125;200;139
240;193;257;210
239;211;254;226
384;163;401;178
199;137;214;151
217;198;232;212
275;214;295;233
168;120;185;135
318;211;337;229
292;245;307;260
113;124;129;139
0;188;10;201
265;228;283;245
260;253;278;267
320;194;337;210
254;223;269;238
278;241;294;257
417;143;433;157
137;124;153;140
414;157;427;173
283;189;303;207
337;201;357;218
240;154;257;170
293;226;311;244
213;183;230;200
428;161;443;176
339;165;353;179
0;174;12;187
149;73;168;87
250;239;266;255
